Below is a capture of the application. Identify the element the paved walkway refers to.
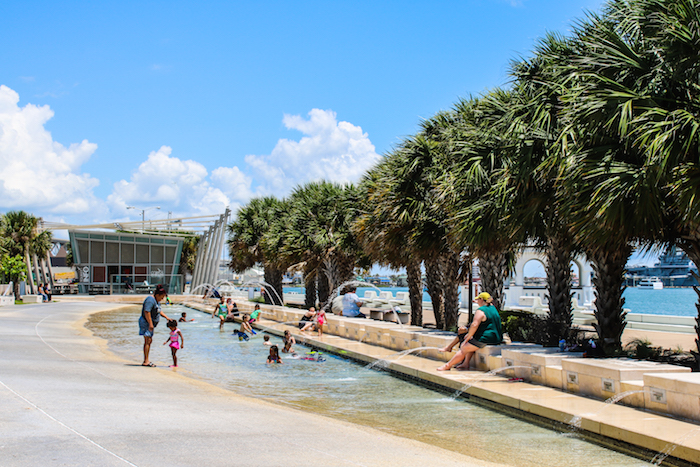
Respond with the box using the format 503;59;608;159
0;301;502;467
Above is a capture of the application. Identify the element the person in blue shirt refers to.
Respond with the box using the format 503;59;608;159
341;287;365;318
138;284;171;367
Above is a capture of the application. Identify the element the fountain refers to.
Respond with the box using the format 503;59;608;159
568;390;647;429
324;280;405;328
651;427;700;465
450;365;531;400
240;280;284;307
363;346;443;371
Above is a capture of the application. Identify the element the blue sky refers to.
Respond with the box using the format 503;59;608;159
1;0;604;221
6;0;655;269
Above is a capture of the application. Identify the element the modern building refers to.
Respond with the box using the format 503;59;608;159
69;230;185;295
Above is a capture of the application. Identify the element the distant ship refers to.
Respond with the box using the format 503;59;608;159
625;246;698;287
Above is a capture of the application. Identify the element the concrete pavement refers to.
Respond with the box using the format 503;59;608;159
0;301;503;467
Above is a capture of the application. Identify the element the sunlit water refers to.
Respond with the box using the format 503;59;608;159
87;305;649;467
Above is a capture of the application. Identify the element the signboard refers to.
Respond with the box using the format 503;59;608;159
54;271;76;280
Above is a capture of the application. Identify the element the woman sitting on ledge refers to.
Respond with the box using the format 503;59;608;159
437;292;502;371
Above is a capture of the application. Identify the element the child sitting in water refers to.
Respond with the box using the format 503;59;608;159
267;345;282;364
263;335;272;346
241;315;256;335
282;330;296;353
163;320;183;367
178;312;194;322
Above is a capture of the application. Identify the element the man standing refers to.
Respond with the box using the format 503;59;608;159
139;284;171;367
341;287;365;318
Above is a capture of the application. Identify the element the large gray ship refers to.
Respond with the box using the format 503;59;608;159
625;246;699;287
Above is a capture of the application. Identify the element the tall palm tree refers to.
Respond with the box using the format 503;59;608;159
278;181;366;309
227;197;286;305
355;153;424;326
549;2;672;353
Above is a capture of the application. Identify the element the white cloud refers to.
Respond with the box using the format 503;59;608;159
107;146;252;218
245;108;380;195
0;85;101;214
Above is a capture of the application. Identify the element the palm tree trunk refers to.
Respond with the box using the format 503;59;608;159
24;251;35;294
442;250;461;331
678;237;700;367
406;258;423;326
478;249;510;311
317;267;330;307
263;264;284;306
424;257;445;329
303;262;317;308
588;243;632;355
545;234;574;345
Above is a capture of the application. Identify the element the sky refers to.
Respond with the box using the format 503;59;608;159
5;0;655;270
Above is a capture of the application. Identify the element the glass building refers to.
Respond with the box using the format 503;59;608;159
69;230;184;294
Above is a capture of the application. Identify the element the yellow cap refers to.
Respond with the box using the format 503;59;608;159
476;292;491;300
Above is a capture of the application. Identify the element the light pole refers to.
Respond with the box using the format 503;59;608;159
126;206;161;224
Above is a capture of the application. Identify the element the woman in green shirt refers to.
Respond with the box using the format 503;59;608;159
437;292;503;371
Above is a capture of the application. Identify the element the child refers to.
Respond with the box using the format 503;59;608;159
315;308;327;337
267;345;282;364
241;315;257;335
263;335;272;346
211;297;228;329
163;319;183;367
282;330;296;353
179;312;194;322
249;304;261;323
233;328;249;341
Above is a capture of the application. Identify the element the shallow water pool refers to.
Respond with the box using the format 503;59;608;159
87;305;650;467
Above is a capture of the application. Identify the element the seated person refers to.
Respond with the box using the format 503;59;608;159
263;335;272;346
298;307;316;329
437;292;502;371
249;304;261;323
341;287;365;318
282;330;296;353
225;299;239;321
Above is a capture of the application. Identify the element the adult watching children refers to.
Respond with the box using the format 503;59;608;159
437;292;502;371
341;286;365;318
139;284;171;367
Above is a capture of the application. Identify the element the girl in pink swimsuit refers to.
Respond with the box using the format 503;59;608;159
163;319;184;367
315;309;326;337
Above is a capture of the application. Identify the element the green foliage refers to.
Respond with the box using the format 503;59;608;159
501;311;548;344
624;338;662;360
0;254;27;282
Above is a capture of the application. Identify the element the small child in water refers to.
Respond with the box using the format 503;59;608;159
163;319;183;367
263;335;272;346
241;315;256;335
233;328;250;341
179;312;194;322
267;345;282;364
282;330;295;353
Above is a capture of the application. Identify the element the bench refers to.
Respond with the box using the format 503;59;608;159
21;295;43;303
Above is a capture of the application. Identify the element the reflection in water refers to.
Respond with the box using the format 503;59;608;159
87;305;645;467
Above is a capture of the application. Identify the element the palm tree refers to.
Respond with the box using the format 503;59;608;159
437;94;522;312
179;235;200;286
278;181;366;309
0;211;51;296
227;197;286;305
548;2;673;353
355;153;425;326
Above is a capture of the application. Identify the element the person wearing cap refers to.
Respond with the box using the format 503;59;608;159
139;284;172;367
437;292;502;371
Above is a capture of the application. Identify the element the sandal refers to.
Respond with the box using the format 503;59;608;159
142;362;156;367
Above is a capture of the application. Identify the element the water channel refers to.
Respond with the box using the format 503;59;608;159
87;305;651;467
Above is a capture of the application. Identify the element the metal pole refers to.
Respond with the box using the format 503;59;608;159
468;257;473;323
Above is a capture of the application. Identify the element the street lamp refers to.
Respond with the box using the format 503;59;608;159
126;206;161;222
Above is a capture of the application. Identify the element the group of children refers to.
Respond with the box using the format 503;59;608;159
160;304;325;367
